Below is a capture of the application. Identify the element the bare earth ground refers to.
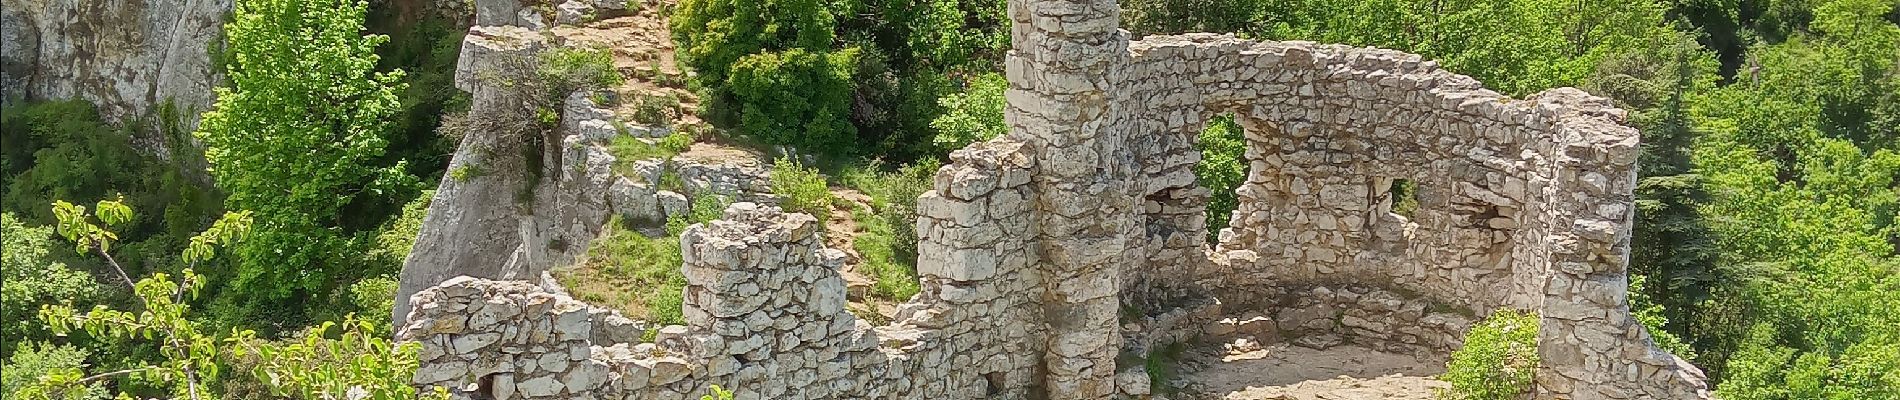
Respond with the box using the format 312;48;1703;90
1179;340;1448;400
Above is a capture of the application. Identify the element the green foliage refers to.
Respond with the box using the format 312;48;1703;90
1439;309;1540;400
449;164;483;182
670;0;859;152
1;343;105;400
930;73;1008;152
364;4;468;183
840;160;936;294
1124;0;1674;96
1;101;223;282
849;206;921;300
1;214;101;355
770;158;834;222
32;269;226;400
230;317;444;400
700;385;735;400
726;49;861;152
1143;341;1186;394
342;277;401;334
541;48;626;95
671;0;1008;159
1194;115;1247;243
367;190;433;271
31;269;445;400
607;131;697;169
196;0;416;325
1629;275;1697;360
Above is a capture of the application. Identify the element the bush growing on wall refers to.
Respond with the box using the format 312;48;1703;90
1439;309;1541;400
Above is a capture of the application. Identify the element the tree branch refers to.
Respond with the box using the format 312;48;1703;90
92;241;136;288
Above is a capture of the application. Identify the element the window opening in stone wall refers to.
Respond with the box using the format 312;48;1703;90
1195;114;1247;243
1390;179;1420;219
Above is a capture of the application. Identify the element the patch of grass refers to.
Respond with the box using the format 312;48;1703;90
554;216;687;326
1145;341;1187;395
1437;309;1540;400
553;195;730;327
607;130;695;177
539;47;624;90
770;157;833;222
838;159;938;271
850;205;920;301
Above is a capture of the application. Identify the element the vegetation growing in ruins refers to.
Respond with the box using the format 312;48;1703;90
555;195;732;326
0;0;1894;395
1438;309;1540;400
770;157;835;223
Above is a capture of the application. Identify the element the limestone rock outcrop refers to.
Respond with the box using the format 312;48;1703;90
1;0;229;132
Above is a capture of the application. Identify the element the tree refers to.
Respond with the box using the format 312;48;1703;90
0;214;100;356
930;73;1008;153
193;0;415;323
24;200;445;400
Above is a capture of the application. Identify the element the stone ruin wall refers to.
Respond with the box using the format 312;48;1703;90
397;0;1712;398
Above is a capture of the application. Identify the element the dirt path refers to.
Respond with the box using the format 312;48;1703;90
1178;340;1447;400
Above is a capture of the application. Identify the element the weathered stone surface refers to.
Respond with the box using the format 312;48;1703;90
399;1;1708;398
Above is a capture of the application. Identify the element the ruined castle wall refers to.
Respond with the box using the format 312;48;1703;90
1113;34;1706;399
1116;35;1539;314
402;139;1050;399
402;1;1709;398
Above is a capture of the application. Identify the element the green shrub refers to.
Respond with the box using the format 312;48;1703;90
930;73;1008;153
726;49;861;153
1;343;106;400
540;47;625;92
839;160;938;290
631;93;685;126
850;206;920;301
1439;309;1541;400
0;214;102;356
770;157;833;222
1145;341;1186;394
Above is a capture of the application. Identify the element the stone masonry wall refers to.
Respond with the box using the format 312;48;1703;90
406;138;1049;399
1112;33;1707;399
401;0;1710;398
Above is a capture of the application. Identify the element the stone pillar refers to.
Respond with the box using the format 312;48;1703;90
1529;89;1710;399
395;26;547;327
1005;0;1132;396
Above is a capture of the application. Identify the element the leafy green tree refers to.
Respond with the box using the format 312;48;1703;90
930;73;1008;153
0;214;100;355
1;343;105;400
1194;116;1247;244
672;0;864;153
26;200;444;400
727;49;861;152
193;0;415;324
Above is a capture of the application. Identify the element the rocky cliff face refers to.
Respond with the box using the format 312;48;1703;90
1;0;229;133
